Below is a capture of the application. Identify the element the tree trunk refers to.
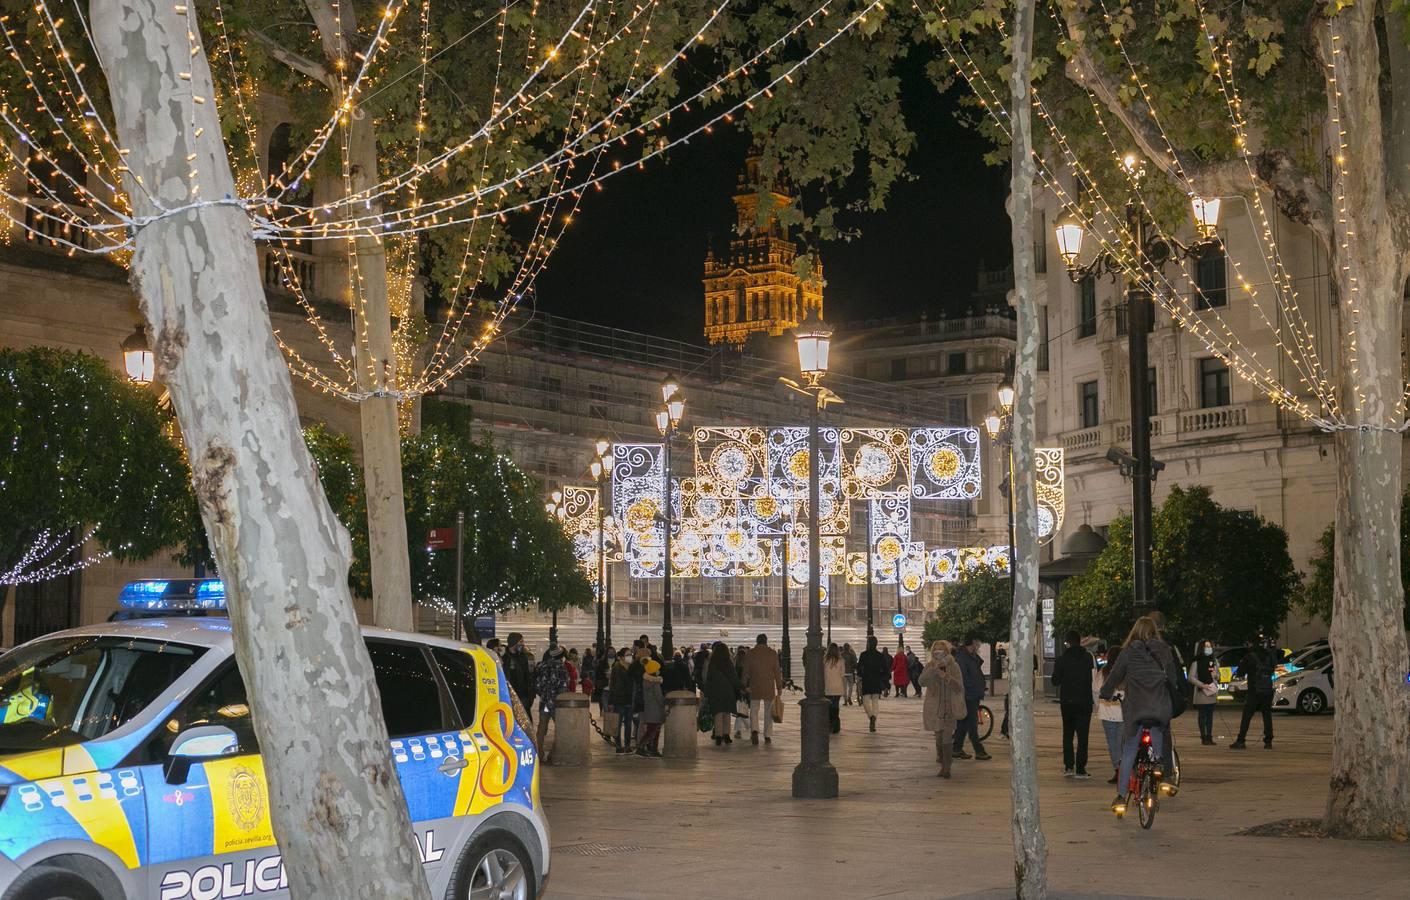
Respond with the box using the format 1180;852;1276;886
1323;6;1410;840
348;115;415;632
88;3;432;896
1005;0;1047;894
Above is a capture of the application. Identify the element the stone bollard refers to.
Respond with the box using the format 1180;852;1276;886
551;692;590;766
663;690;699;759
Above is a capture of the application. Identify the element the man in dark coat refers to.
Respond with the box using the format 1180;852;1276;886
1230;638;1276;749
951;635;990;760
503;632;535;721
1050;630;1095;777
857;636;890;732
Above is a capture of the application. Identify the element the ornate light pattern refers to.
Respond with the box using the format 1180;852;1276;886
898;542;928;597
612;443;667;579
559;485;599;578
840;428;911;499
787;535;846;588
910;427;983;500
1036;447;1066;545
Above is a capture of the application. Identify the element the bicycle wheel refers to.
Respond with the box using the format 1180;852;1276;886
977;704;993;741
1137;771;1158;829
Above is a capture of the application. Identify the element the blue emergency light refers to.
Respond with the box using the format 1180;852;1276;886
119;578;227;611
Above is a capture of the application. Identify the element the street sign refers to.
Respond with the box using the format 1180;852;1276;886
892;613;907;629
427;526;456;550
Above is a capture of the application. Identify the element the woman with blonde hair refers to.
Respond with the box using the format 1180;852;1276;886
824;643;845;733
1098;616;1179;811
919;639;965;778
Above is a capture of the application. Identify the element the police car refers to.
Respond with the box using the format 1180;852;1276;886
0;580;548;900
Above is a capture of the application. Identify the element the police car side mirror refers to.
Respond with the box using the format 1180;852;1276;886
164;725;240;784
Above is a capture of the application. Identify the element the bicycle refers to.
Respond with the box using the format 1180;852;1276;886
1113;722;1165;829
977;704;994;741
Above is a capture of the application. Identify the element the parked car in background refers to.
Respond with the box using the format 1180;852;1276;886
1274;660;1334;714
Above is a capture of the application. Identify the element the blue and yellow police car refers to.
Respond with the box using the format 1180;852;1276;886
0;580;549;899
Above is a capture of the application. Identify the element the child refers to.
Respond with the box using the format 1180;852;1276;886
637;659;665;758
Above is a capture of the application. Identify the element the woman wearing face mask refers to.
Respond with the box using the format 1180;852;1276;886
824;643;845;733
1189;639;1220;745
919;640;965;778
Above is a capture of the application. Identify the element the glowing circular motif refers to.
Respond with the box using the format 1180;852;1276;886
696;497;722;522
877;535;902;562
752;496;778;519
711;444;751;482
854;444;895;485
1037;506;1055;537
936;557;952;574
902;573;923;593
927;447;962;482
787;449;810;481
626;498;659;534
725;530;745;551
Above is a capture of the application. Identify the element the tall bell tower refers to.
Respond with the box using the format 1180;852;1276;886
703;156;824;346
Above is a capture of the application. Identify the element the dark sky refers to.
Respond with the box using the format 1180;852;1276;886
533;76;1011;344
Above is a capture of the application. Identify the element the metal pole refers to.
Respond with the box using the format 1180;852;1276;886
897;582;904;650
605;562;613;649
864;501;875;639
793;395;838;798
661;428;675;656
595;475;606;657
454;510;464;642
826;574;832;647
1127;201;1155;610
781;518;792;683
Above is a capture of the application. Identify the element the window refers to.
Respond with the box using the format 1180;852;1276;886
540;376;562;412
1079;380;1099;428
1034;209;1048;274
365;640;449;737
1199;358;1230;408
948;352;967;375
431;648;479;729
589;383;609;419
157;663;258;757
1078;276;1097;338
1195;243;1228;309
890;358;907;380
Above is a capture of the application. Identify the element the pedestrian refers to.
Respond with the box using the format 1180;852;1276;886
1051;630;1095;778
920;640;964;778
951;634;991;761
857;635;889;732
565;649;580;692
881;647;893;696
534;646;569;759
580;648;595;689
891;646;910;698
1189;638;1219;745
637;659;665;757
743;633;783;745
1095;645;1124;784
693;643;710;688
662;650;694;694
1099;616;1180;811
733;646;751;739
503;632;535;721
609;648;635;754
630;645;650;741
842;642;858;705
1230;636;1275;750
705;641;740;746
594;646;613;716
906;647;923;699
824;643;845;734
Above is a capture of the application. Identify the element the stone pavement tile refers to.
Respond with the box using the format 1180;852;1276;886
541;695;1409;899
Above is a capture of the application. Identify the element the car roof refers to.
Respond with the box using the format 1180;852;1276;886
23;617;484;656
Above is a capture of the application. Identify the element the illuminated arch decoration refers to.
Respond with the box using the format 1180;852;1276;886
693;427;768;500
1035;447;1066;546
612;443;668;579
910;428;983;500
840;428;912;499
560;485;599;578
845;552;869;586
898;542;928;597
787;536;846;588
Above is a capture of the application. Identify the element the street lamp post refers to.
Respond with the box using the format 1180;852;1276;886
1055;161;1221;610
591;439;613;658
784;309;840;800
546;491;567;649
781;508;792;684
985;388;1018;617
656;376;685;657
121;324;155;385
864;501;875;639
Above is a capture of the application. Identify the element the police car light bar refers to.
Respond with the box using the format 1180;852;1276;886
119;578;227;610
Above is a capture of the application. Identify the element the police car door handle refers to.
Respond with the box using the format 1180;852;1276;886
437;756;469;775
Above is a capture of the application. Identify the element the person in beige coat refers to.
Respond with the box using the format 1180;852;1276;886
742;633;783;745
824;643;846;734
920;639;965;778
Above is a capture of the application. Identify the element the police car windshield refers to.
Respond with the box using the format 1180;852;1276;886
0;635;205;753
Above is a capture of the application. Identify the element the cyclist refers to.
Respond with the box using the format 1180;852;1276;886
1099;616;1181;812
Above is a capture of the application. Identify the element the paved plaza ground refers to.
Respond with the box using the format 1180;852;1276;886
540;692;1409;899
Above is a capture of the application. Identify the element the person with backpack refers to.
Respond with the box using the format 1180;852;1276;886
1050;630;1095;778
1230;636;1276;749
1099;616;1181;812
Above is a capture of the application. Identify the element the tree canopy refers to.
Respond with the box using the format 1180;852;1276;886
923;567;1012;646
1300;489;1410;631
1056;485;1297;649
0;347;191;581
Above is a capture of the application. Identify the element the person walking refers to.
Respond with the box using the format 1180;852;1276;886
881;647;893;696
534;646;569;759
1095;645;1124;784
608;649;635;754
951;635;991;761
824;643;845;734
503;632;536;722
1099;617;1180;811
857;636;889;732
906;648;923;700
705;641;740;746
662;650;694;694
891;647;911;698
1230;637;1275;749
841;643;858;705
743;633;783;745
1051;630;1095;778
733;645;751;739
920;640;965;778
1189;639;1219;745
637;659;665;758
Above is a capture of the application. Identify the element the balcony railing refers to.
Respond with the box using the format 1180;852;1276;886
262;246;318;298
1062;402;1264;460
1181;404;1248;433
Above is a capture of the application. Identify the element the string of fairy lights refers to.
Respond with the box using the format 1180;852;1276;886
926;0;1387;432
0;0;890;411
0;526;114;588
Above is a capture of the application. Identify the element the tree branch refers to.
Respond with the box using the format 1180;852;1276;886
246;30;337;90
304;0;359;68
1058;3;1333;243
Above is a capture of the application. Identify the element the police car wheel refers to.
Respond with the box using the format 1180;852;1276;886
446;831;536;900
2;866;103;900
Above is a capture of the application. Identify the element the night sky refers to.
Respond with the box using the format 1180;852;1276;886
534;74;1012;344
